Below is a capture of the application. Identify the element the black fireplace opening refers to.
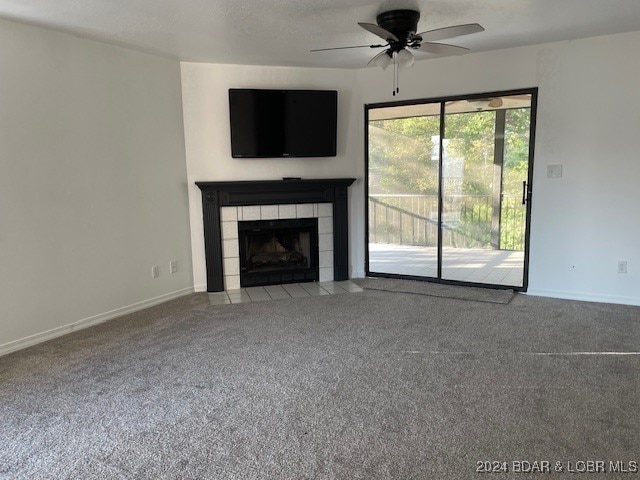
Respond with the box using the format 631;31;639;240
238;218;319;287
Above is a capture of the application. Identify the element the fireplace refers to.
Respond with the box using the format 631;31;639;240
196;178;356;292
239;218;319;287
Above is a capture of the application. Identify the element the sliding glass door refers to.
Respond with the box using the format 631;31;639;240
366;90;536;290
368;101;441;277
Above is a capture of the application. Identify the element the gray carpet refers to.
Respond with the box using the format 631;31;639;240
353;277;515;304
1;289;639;479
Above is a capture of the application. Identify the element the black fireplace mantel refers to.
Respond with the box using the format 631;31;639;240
196;178;356;292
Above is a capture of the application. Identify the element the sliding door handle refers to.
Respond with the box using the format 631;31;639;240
522;181;527;205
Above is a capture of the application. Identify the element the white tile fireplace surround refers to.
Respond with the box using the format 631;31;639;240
220;203;334;290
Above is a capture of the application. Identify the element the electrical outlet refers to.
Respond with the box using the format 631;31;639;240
170;260;178;274
151;265;159;278
618;261;628;274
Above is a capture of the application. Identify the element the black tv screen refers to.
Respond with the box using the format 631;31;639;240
229;89;337;158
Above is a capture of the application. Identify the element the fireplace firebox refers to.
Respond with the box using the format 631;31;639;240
239;218;319;287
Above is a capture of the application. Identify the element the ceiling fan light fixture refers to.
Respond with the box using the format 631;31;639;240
397;48;414;68
373;50;393;70
468;99;490;110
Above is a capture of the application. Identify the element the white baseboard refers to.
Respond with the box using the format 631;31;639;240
525;288;640;307
0;286;194;357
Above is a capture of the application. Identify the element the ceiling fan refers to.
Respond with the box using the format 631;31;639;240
311;9;484;96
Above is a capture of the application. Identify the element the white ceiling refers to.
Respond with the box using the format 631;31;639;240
2;0;640;68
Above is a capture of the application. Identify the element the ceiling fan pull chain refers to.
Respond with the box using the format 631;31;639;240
392;53;399;96
392;57;396;96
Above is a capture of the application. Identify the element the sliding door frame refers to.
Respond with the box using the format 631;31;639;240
364;87;538;292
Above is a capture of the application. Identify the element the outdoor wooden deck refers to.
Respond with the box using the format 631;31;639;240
368;243;524;287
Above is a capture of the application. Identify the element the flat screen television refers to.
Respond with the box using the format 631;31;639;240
229;89;337;158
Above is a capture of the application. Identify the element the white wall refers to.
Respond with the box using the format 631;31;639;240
180;63;363;290
528;33;640;304
356;31;640;305
0;19;193;354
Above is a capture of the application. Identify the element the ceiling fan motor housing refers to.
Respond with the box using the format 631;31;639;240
376;9;420;49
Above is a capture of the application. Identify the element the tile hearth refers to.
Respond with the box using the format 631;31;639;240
208;281;363;305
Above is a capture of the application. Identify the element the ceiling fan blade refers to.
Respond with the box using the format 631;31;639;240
416;23;484;42
358;22;399;42
417;42;469;55
310;44;386;52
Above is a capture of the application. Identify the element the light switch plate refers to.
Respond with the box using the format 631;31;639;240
547;164;563;178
